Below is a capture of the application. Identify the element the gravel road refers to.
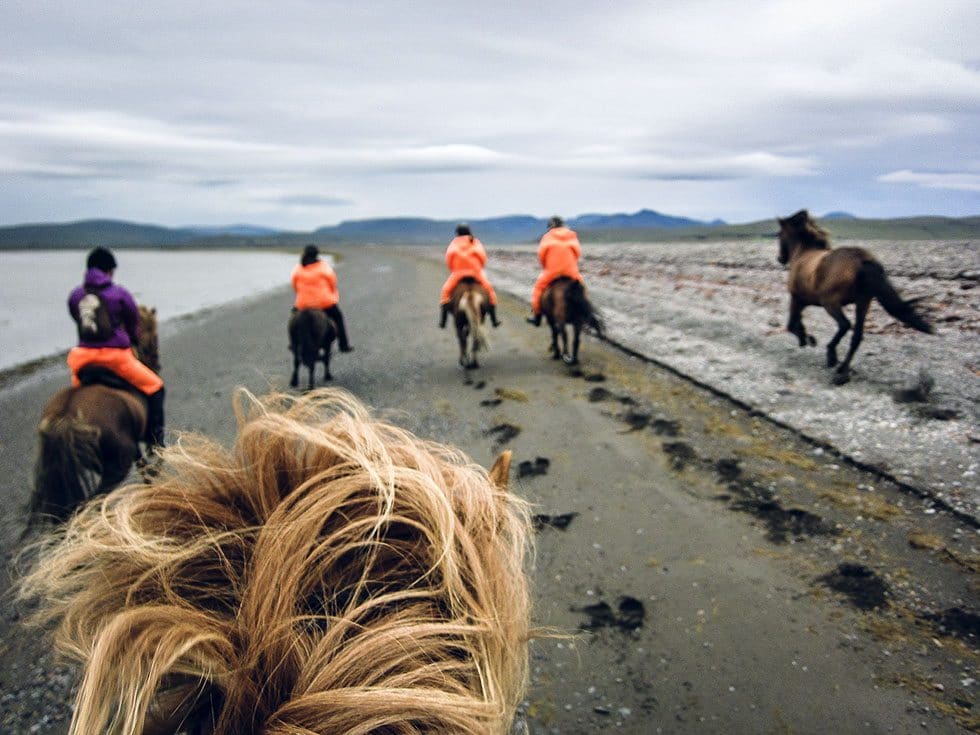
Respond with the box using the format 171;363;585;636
1;246;977;733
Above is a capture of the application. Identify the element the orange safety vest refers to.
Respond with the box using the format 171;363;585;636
291;261;339;310
531;227;584;312
440;236;497;305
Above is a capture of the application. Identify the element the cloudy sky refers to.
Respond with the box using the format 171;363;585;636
2;0;979;229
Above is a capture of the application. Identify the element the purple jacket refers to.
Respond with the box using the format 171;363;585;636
68;268;141;348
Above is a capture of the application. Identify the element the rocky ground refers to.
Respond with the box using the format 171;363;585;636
466;238;979;523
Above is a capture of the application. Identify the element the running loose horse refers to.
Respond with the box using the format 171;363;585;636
778;210;933;384
30;306;160;524
450;277;489;369
289;308;336;390
19;389;533;735
540;277;603;365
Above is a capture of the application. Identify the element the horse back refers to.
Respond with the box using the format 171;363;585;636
62;386;146;439
542;277;576;324
450;279;487;319
791;246;875;305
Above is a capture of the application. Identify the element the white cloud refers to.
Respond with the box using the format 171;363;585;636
878;169;980;192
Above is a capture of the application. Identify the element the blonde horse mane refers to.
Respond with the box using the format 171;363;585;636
20;389;532;734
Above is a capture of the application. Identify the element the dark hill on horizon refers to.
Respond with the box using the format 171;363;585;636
1;211;979;250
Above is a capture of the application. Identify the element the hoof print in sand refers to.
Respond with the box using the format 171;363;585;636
714;458;742;482
518;456;550;478
574;596;645;632
662;441;698;470
818;563;889;610
480;398;504;407
473;380;486;390
588;387;612;402
650;418;680;437
925;607;980;641
485;423;521;446
619;410;651;432
731;498;834;543
583;372;606;382
533;511;578;531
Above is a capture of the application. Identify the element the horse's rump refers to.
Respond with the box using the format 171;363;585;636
543;277;602;333
31;385;146;523
291;309;335;359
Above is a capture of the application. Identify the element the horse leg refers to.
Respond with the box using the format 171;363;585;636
547;317;561;359
787;297;815;347
323;342;333;382
290;348;300;388
823;303;851;368
834;297;871;383
457;319;469;367
565;323;582;365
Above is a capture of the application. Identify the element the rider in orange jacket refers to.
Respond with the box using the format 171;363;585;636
291;245;353;352
527;216;585;326
439;224;501;328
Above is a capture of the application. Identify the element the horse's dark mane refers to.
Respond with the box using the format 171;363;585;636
784;209;830;250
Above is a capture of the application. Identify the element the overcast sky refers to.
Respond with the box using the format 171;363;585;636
2;1;979;229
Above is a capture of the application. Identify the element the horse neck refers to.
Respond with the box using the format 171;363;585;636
788;239;828;263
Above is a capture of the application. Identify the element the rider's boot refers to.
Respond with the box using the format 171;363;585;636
526;312;542;327
326;306;354;352
439;303;450;329
488;304;501;327
145;386;166;451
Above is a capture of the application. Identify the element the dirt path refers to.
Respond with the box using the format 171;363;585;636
0;247;977;733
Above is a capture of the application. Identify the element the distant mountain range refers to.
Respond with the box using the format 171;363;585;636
1;210;978;249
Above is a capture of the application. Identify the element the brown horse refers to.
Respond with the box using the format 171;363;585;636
20;390;533;735
449;277;489;369
540;277;603;365
289;308;337;390
30;306;161;523
778;210;933;384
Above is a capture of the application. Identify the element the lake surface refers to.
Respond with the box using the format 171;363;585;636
0;250;305;371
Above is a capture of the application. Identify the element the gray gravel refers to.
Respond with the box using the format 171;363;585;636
472;239;979;521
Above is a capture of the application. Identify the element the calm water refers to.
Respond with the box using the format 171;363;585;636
0;250;305;371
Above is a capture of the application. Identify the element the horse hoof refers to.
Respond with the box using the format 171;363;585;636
807;336;817;346
831;371;850;386
289;377;298;388
827;355;839;368
562;355;577;366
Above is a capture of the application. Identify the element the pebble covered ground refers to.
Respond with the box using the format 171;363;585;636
474;238;979;522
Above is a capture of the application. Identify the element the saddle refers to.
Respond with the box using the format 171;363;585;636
77;365;147;405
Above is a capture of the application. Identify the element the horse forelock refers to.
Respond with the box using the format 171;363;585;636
21;390;533;734
779;210;830;255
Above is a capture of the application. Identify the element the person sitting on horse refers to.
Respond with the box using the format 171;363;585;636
291;244;353;352
439;223;501;328
527;216;585;326
67;246;165;449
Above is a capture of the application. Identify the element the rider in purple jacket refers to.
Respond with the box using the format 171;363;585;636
67;265;141;349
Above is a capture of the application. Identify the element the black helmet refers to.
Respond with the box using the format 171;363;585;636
301;244;319;265
455;223;472;237
86;246;117;272
547;216;564;229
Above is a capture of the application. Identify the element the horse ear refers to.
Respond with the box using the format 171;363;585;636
488;450;511;492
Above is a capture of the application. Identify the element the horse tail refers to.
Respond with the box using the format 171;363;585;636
30;414;101;524
859;260;934;334
568;281;605;335
464;291;488;352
